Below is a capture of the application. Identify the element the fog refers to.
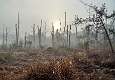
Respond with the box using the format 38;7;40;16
0;0;115;45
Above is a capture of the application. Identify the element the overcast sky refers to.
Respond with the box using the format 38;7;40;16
0;0;115;37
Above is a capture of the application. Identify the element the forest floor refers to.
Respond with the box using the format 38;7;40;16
0;48;115;80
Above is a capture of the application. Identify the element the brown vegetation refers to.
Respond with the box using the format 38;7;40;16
0;49;115;80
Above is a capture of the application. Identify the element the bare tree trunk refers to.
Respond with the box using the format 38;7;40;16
5;27;8;48
16;11;20;48
2;27;5;48
24;32;27;48
15;12;20;48
67;25;69;48
38;25;41;48
51;23;54;47
65;12;66;30
85;25;90;50
63;27;66;48
69;25;71;48
75;26;77;38
45;22;46;37
33;24;36;48
113;26;115;40
75;15;78;38
100;17;114;53
15;24;18;48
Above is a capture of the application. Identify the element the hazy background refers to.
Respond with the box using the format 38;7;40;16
0;0;115;44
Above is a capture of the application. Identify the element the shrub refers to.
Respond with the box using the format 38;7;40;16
0;52;15;63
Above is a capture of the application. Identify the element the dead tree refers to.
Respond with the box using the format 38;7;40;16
66;25;69;47
33;24;36;48
55;29;59;47
109;15;115;40
69;25;71;48
74;15;78;38
65;11;67;29
15;12;20;48
85;25;91;50
45;22;47;42
17;11;20;46
72;15;82;48
24;32;27;48
95;13;99;40
27;33;32;48
79;1;115;53
51;23;55;47
15;24;18;48
93;4;114;53
2;27;5;48
5;27;8;48
62;27;66;48
100;17;114;53
64;12;70;48
27;40;32;48
37;25;42;48
37;19;43;48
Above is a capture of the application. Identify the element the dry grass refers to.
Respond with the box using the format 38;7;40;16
0;49;115;80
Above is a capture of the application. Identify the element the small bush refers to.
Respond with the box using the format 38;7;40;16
0;52;15;63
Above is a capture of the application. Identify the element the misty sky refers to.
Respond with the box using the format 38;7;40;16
0;0;115;38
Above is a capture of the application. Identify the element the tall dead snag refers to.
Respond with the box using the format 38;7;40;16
69;25;71;48
63;27;66;47
66;25;69;48
74;15;78;38
17;11;20;46
95;23;99;40
51;23;54;47
55;29;59;47
33;24;36;48
37;25;42;48
65;11;67;30
45;22;47;42
24;32;27;48
37;19;42;48
85;25;91;50
73;15;82;48
5;27;8;48
65;11;69;48
15;12;20;48
2;27;5;48
27;33;32;48
15;24;18;48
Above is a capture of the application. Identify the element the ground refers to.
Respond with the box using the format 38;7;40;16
0;48;115;80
